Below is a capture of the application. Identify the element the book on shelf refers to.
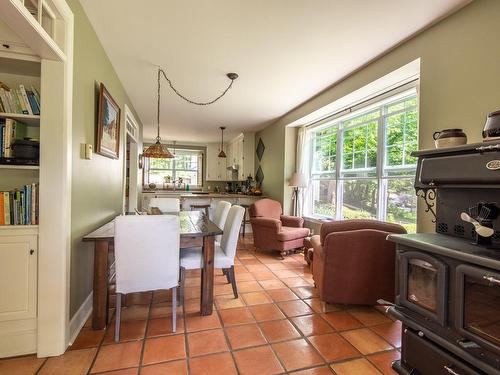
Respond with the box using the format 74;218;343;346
0;81;41;116
0;183;38;225
0;118;27;158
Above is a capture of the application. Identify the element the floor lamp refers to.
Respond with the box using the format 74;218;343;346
289;173;307;216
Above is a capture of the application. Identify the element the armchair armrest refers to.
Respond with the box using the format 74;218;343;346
250;217;282;231
310;234;323;258
320;219;406;244
280;215;304;227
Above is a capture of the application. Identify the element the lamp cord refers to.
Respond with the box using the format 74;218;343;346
158;66;236;107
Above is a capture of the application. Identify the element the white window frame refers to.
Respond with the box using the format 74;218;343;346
308;83;419;225
143;148;203;187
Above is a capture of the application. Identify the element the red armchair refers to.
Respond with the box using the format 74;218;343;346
311;220;406;305
249;199;309;257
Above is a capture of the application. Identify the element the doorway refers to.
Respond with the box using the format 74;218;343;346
123;105;140;213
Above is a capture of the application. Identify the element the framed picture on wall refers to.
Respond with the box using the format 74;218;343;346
96;83;121;159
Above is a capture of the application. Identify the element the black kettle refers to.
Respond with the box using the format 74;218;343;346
483;110;500;141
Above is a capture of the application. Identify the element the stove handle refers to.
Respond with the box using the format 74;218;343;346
475;144;500;152
444;365;461;375
483;275;500;285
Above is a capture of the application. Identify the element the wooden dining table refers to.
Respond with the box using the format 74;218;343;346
82;210;222;330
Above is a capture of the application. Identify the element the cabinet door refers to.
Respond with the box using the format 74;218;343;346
242;132;255;180
217;144;227;181
206;144;219;181
0;235;37;321
237;137;244;180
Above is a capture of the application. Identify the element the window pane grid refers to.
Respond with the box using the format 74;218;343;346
309;90;418;232
145;148;202;187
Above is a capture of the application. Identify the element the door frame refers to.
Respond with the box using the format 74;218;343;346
123;105;140;213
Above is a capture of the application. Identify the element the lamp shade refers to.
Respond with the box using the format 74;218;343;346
143;141;174;158
289;172;308;188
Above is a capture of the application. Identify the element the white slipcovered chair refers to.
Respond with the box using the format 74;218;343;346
148;197;180;213
114;215;180;341
179;205;245;300
213;200;231;243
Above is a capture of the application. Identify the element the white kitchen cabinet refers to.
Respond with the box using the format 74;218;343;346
206;143;227;181
225;133;255;181
241;132;255;181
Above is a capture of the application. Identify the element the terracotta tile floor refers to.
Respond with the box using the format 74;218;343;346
0;235;401;375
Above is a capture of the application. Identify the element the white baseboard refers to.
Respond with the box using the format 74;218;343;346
68;292;92;346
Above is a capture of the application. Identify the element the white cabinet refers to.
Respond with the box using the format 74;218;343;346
0;228;38;357
241;132;255;181
225;133;255;181
206;143;227;181
0;232;37;322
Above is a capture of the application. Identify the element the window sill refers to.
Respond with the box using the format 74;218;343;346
303;215;336;224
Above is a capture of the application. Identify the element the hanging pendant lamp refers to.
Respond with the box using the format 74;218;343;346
143;69;174;158
218;126;227;158
144;66;238;158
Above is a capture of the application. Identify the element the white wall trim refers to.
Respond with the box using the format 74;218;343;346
68;292;92;346
123;104;140;213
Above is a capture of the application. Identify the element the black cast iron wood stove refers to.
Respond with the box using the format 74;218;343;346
387;141;500;375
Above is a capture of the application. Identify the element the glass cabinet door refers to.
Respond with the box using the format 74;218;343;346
457;265;500;353
399;251;447;325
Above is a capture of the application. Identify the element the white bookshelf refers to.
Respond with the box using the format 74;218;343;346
1;0;73;358
0;16;42;359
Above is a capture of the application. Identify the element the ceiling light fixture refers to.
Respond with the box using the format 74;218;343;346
143;69;175;158
218;127;227;158
144;67;239;158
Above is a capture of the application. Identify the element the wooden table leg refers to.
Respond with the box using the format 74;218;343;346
200;235;215;315
92;239;110;329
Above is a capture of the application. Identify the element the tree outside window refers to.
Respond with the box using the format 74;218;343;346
144;149;203;187
309;90;418;232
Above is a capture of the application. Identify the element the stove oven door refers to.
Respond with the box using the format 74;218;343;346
398;251;448;326
456;264;500;357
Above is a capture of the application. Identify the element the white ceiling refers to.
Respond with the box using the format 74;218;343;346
80;0;469;143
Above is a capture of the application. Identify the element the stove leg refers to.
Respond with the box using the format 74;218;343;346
391;360;412;375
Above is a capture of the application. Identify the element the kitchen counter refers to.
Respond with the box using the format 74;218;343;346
140;191;265;234
142;191;265;199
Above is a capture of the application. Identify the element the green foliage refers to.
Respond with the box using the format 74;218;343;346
310;95;418;232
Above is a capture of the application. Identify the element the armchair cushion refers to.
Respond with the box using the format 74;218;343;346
250;217;282;231
280;215;304;227
249;198;282;220
276;226;310;242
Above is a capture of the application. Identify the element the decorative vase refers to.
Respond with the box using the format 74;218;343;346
433;129;467;148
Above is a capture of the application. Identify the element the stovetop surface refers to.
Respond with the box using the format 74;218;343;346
388;233;500;270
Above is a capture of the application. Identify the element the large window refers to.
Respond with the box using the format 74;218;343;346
144;148;203;187
309;89;418;232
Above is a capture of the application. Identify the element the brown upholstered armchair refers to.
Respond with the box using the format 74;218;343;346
311;220;406;305
249;198;310;257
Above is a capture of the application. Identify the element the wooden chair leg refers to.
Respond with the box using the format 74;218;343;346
228;266;238;298
225;268;231;284
172;286;177;333
114;293;121;342
179;267;186;305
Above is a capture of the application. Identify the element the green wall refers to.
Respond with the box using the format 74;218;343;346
68;0;143;317
256;0;500;231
